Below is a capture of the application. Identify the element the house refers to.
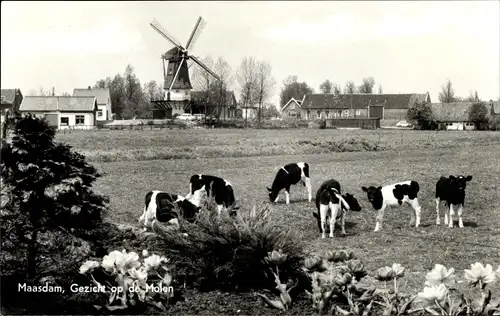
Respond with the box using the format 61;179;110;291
281;97;303;119
190;90;239;119
240;105;258;119
282;93;431;120
19;96;98;130
431;102;477;130
1;88;23;124
73;87;112;121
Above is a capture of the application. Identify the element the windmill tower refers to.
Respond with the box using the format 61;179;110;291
150;17;220;118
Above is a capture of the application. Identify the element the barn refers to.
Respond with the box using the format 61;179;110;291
19;96;98;130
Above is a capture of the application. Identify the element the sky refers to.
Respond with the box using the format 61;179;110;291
2;1;500;107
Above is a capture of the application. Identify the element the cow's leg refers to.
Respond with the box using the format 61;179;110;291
139;206;146;224
285;186;291;205
374;205;386;232
444;203;449;225
328;202;339;238
458;204;464;228
448;204;455;228
435;198;441;225
409;198;421;228
304;176;312;202
340;210;347;237
319;204;329;239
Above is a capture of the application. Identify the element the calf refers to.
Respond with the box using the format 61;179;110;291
312;179;362;238
435;175;473;228
186;174;238;216
139;186;206;231
267;162;312;204
361;180;421;232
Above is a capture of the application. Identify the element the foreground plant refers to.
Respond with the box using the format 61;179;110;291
79;249;175;311
258;249;297;311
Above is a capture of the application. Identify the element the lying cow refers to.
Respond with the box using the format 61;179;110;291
312;179;362;238
186;174;238;216
139;186;206;231
361;180;421;232
267;162;312;204
435;175;473;228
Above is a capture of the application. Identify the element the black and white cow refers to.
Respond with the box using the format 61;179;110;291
435;175;473;228
139;187;206;231
267;162;312;204
312;179;362;238
361;180;421;232
186;174;238;216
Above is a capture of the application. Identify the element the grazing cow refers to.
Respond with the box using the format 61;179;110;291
186;174;238;216
435;175;473;228
312;179;362;238
139;186;206;231
267;162;312;204
361;180;421;232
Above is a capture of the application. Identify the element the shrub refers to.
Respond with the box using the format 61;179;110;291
488;115;500;131
154;203;307;292
407;102;438;130
469;102;489;130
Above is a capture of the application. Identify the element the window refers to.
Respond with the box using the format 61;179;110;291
356;110;362;116
75;115;85;125
317;111;321;117
343;110;350;117
307;110;310;119
60;117;69;126
97;110;103;117
325;111;329;118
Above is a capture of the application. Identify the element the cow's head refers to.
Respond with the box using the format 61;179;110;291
343;193;362;212
361;186;383;209
267;186;278;203
449;175;472;193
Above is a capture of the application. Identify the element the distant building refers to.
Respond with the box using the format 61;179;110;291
73;87;112;121
19;96;98;130
1;88;23;123
190;90;239;119
281;93;431;120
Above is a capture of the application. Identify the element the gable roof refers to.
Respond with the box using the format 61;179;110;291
20;96;97;112
1;89;22;104
431;102;474;122
281;98;303;111
300;93;430;110
73;88;110;105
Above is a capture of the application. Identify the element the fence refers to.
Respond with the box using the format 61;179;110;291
325;118;380;129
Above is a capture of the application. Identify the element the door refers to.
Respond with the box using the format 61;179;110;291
369;105;384;119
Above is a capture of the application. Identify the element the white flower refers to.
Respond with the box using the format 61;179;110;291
464;262;496;287
79;260;100;274
144;254;166;270
102;250;124;273
142;249;149;257
425;264;455;287
392;263;405;278
128;267;148;281
417;284;448;302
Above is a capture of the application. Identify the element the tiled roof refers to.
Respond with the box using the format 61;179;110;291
73;88;110;105
191;90;237;106
1;89;20;104
431;102;474;122
300;93;430;110
19;96;97;112
281;98;302;111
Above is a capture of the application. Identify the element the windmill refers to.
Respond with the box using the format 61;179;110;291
150;17;220;118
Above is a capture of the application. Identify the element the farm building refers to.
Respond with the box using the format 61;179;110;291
282;93;431;120
190;90;239;119
431;102;477;130
1;88;23;123
19;96;98;130
73;87;113;121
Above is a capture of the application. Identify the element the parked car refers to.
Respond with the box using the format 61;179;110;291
193;114;205;121
396;120;413;128
177;113;196;121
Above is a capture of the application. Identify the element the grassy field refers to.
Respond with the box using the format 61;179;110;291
62;128;500;299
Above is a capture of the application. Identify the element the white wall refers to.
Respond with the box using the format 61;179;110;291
241;108;257;119
165;89;190;102
97;105;107;121
444;122;476;130
58;113;95;130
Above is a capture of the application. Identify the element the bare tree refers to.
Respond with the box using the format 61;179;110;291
253;61;276;123
333;84;341;95
212;57;234;119
466;90;480;102
236;57;258;123
191;56;215;115
344;81;357;94
378;84;383;94
358;76;376;94
438;79;456;103
319;80;333;94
